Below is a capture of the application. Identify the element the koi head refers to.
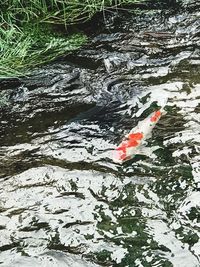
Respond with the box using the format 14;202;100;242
150;110;161;123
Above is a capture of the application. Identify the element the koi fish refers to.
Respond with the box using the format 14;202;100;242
113;110;163;163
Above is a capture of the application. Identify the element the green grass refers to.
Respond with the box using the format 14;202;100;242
0;0;142;78
0;19;87;77
2;0;142;25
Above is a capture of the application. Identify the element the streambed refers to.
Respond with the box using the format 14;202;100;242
0;2;200;266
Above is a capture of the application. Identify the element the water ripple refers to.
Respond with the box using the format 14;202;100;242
0;5;200;267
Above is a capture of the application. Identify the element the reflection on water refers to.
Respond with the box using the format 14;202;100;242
0;3;200;267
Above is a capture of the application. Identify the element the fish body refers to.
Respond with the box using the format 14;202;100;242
113;110;162;163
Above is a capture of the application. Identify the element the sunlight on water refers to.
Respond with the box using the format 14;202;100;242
0;3;200;267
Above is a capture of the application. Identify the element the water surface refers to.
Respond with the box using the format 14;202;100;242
0;3;200;267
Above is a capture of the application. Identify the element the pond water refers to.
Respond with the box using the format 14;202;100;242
0;2;200;267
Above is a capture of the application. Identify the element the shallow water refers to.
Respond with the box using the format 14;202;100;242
0;2;200;267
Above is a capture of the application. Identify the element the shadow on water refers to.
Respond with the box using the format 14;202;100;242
0;1;200;266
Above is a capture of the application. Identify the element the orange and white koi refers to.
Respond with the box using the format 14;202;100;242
113;110;163;163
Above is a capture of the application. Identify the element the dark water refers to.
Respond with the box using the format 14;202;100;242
0;2;200;267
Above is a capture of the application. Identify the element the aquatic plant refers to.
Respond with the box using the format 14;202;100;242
0;0;142;78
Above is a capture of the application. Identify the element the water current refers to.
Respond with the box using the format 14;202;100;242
0;2;200;266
